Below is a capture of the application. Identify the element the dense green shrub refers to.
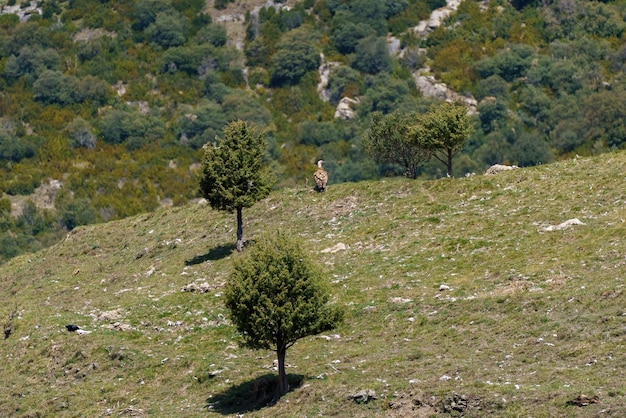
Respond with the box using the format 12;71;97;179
298;120;344;146
145;12;188;47
214;0;234;11
511;131;554;166
0;134;35;164
98;108;165;147
66;118;97;150
56;196;98;230
473;44;534;82
352;35;391;74
270;26;320;86
132;0;172;31
194;24;227;47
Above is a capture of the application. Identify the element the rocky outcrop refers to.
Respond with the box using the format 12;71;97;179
0;1;41;22
317;53;340;103
408;0;478;112
413;0;463;36
413;68;478;112
334;97;360;120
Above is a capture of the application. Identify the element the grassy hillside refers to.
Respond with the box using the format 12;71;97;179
1;152;625;417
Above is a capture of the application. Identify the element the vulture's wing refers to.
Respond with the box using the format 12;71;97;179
314;168;328;190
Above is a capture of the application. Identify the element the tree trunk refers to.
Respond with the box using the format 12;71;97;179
236;207;243;252
277;346;289;396
446;148;453;177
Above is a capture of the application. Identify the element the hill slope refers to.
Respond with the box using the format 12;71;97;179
1;152;625;417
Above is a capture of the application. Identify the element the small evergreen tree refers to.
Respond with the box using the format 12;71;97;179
224;232;343;396
199;120;274;252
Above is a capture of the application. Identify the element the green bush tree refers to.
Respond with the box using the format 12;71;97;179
32;70;76;104
66;117;97;149
224;232;343;396
145;12;187;47
98;108;165;147
270;26;320;86
364;111;429;179
133;0;172;31
57;197;97;230
331;14;372;54
194;24;227;47
416;102;475;177
199;120;274;252
352;35;391;74
0;133;36;163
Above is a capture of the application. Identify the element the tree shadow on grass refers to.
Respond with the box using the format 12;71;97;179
185;244;237;265
205;373;305;415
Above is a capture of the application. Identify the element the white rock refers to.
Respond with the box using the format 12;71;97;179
334;97;360;120
485;164;519;175
542;218;585;232
389;297;413;304
321;242;348;253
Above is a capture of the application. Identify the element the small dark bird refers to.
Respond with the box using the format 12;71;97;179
66;324;80;332
314;160;328;192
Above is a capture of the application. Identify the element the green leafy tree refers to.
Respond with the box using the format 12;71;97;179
416;102;475;177
194;23;227;47
133;0;172;31
0;132;36;163
98;108;165;147
224;232;343;395
56;196;97;230
331;14;372;54
32;70;76;104
352;35;391;74
361;72;417;114
364;111;429;179
66;117;96;149
270;26;320;86
145;12;187;47
199;120;274;252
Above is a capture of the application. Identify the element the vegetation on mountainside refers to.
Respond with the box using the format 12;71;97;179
0;152;624;416
2;0;626;262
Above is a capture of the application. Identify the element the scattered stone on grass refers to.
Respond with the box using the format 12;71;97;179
485;164;519;175
182;280;224;293
349;389;377;404
541;218;585;232
321;242;347;253
389;297;413;304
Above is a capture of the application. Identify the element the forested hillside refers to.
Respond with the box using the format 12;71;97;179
1;0;626;262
